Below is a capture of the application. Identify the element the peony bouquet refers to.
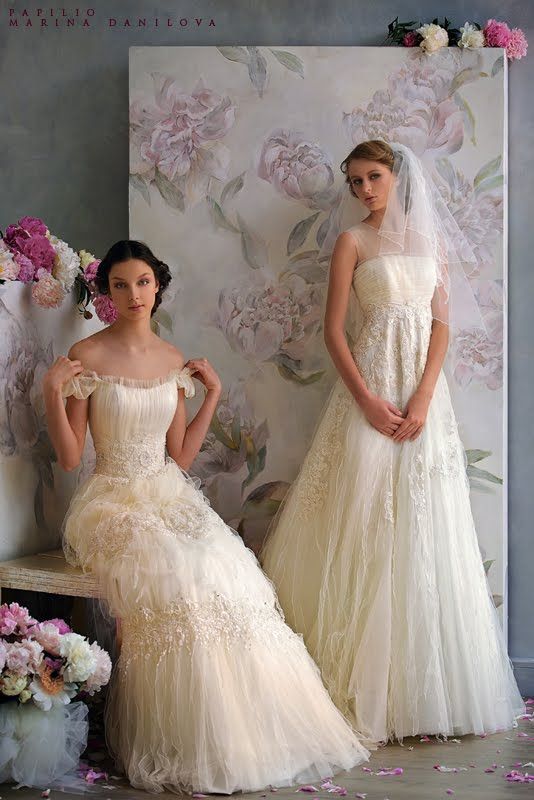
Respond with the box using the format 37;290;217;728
386;16;528;60
0;602;111;711
0;216;117;323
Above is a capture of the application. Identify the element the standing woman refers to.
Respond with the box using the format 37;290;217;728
42;240;368;794
262;141;524;744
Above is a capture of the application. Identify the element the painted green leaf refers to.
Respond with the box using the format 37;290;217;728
242;441;267;493
247;47;267;97
209;413;237;450
269;49;304;77
240;480;290;520
450;62;486;93
465;448;491;464
492;55;504;77
231;411;241;449
493;593;503;608
129;174;151;206
474;156;502;189
466;464;503;485
207;197;239;233
454;93;476;146
316;216;330;248
221;172;246;207
276;362;325;385
287;213;320;256
237;213;268;269
154;169;185;211
217;46;250;64
483;558;495;574
474;174;504;197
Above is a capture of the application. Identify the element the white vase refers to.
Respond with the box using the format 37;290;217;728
0;701;89;787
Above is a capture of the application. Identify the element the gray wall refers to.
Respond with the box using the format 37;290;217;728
1;0;533;693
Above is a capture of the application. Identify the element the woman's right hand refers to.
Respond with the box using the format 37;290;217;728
42;356;84;397
359;393;404;437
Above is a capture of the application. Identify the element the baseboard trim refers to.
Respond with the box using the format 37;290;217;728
513;658;534;697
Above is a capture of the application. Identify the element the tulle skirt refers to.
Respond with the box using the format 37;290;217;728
63;462;368;793
0;701;88;789
262;375;525;743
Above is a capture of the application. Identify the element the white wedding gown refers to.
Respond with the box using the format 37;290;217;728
61;368;368;794
262;222;524;744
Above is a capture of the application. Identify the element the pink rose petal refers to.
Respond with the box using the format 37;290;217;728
446;791;455;797
420;735;431;742
376;767;403;776
298;788;319;793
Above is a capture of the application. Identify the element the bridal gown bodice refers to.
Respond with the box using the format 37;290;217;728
351;245;437;406
69;369;194;482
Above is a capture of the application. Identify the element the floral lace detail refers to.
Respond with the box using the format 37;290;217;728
160;501;216;540
430;411;466;481
292;383;353;518
94;433;166;480
408;452;426;527
353;302;432;404
121;593;297;661
382;488;395;525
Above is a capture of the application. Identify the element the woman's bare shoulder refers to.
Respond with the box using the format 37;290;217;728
67;331;109;367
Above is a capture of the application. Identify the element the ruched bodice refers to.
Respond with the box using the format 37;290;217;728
352;254;437;311
349;252;438;407
63;368;195;481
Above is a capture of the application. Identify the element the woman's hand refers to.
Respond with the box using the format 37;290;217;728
359;393;404;437
185;358;222;396
42;356;83;397
392;390;432;443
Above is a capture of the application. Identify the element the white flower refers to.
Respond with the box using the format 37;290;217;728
0;241;19;281
29;676;77;711
79;249;97;271
458;22;485;49
417;23;449;53
59;632;97;683
50;236;81;292
1;670;28;696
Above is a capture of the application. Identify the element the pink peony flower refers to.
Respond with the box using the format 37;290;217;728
5;642;31;674
42;618;72;635
4;224;30;252
13;252;36;283
403;31;419;47
31;268;66;308
83;259;100;283
20;235;56;272
483;19;512;48
0;602;37;635
506;28;528;60
92;293;118;325
18;216;48;237
32;622;63;656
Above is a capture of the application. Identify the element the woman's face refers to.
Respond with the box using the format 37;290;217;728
346;158;394;212
108;259;159;320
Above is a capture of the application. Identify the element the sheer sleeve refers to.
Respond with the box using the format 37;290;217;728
174;367;196;398
61;372;98;400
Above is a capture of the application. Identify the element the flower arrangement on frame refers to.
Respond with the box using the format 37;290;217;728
386;17;527;60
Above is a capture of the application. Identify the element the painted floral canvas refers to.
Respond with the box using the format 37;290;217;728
129;45;507;611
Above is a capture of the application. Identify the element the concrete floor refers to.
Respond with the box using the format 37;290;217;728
3;709;533;800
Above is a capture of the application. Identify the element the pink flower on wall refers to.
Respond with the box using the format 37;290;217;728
344;50;482;157
130;75;237;208
258;129;335;209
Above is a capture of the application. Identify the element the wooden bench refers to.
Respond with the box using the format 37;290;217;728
0;549;99;603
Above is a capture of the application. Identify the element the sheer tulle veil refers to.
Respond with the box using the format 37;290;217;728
320;141;486;334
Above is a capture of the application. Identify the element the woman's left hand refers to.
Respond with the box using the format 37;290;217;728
392;390;431;443
185;358;222;395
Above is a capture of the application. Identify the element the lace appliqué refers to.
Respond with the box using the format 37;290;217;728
430;412;465;481
408;452;427;527
353;302;432;404
160;501;215;540
94;433;166;480
121;593;297;662
292;383;352;518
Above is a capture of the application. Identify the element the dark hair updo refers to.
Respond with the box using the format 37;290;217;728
95;240;172;315
340;139;395;198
